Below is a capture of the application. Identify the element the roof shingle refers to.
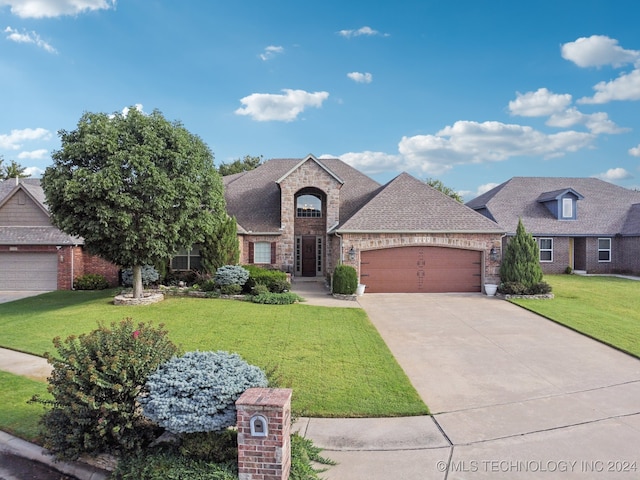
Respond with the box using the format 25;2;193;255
466;177;640;236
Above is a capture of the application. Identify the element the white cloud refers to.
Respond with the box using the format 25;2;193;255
338;151;403;175
578;68;640;104
347;72;372;84
593;167;632;181
561;35;640;68
396;121;594;175
235;89;329;122
259;45;283;61
459;183;500;202
477;182;499;196
508;88;572;117
122;104;143;116
0;127;51;149
629;144;640;157
4;26;56;53
337;26;388;38
0;0;116;18
24;165;45;177
17;148;48;159
547;108;627;134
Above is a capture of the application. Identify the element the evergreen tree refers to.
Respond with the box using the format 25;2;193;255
424;177;463;202
499;218;543;287
218;155;263;176
200;215;240;272
0;157;29;180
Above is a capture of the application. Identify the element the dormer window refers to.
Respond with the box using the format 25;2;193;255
296;194;322;218
537;188;583;221
562;198;573;218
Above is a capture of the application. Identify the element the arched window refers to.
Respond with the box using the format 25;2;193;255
296;194;322;218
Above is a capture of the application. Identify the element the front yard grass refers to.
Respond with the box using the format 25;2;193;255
0;370;51;441
0;290;428;419
510;274;640;358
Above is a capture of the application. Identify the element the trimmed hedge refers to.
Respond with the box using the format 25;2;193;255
332;265;358;295
243;265;290;293
74;274;109;290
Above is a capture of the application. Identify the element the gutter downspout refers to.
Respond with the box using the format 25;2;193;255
70;245;76;290
330;222;341;294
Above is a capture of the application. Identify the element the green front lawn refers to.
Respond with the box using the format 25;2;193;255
0;290;427;418
510;274;640;358
0;370;51;441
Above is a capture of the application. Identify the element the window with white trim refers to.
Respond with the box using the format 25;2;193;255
171;247;201;270
562;198;573;218
598;238;611;262
253;242;271;264
539;238;553;262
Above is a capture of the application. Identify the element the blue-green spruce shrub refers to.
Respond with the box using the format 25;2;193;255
214;265;249;287
121;265;160;287
140;351;267;434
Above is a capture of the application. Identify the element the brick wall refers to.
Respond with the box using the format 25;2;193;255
236;388;292;480
340;232;502;284
277;159;341;274
56;246;120;289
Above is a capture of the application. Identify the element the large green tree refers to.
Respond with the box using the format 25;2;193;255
424;177;463;203
42;107;226;298
218;155;263;176
499;218;543;287
0;157;29;180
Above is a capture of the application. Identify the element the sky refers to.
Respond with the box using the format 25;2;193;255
1;0;640;200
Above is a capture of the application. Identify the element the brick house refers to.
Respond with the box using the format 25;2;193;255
223;155;504;293
0;178;119;290
466;177;640;275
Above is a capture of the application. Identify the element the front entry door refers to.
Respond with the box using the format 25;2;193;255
301;236;316;276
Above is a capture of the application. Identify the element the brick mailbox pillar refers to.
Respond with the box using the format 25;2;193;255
236;388;292;480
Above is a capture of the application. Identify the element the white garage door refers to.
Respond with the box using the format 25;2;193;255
0;252;58;290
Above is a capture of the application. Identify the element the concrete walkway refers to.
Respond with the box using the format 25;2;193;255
1;282;639;479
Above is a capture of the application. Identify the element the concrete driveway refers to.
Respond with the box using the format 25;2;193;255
0;291;49;304
351;293;640;479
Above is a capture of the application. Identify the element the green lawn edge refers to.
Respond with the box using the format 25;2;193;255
508;274;640;359
0;290;428;420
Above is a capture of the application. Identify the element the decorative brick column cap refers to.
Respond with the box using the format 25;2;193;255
236;388;292;408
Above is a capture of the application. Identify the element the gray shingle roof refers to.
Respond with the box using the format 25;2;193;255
0;179;82;245
466;177;640;236
338;172;504;233
223;157;381;232
224;158;503;233
0;226;82;245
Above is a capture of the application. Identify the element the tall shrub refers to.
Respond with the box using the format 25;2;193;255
39;319;179;459
500;218;544;288
332;265;358;295
200;215;240;273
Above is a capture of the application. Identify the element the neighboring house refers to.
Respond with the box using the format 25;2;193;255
0;178;119;291
466;177;640;275
223;155;504;293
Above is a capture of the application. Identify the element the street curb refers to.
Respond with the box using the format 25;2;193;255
0;431;110;480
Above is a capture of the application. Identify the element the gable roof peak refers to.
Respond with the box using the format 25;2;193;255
276;154;344;185
537;187;585;203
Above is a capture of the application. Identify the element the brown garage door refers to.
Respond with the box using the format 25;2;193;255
360;246;481;293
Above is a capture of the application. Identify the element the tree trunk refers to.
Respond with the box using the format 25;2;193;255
132;265;144;299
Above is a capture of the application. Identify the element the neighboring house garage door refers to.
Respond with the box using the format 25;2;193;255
360;246;482;293
0;252;58;291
